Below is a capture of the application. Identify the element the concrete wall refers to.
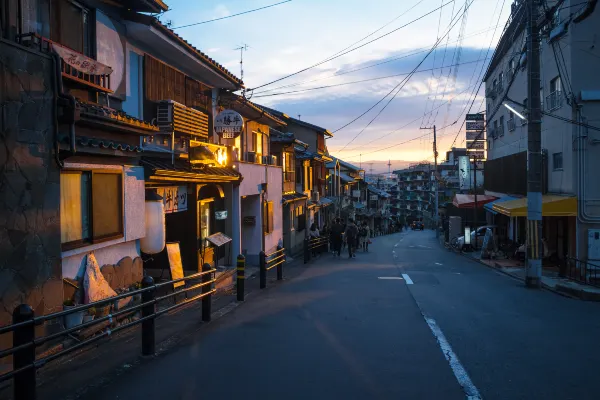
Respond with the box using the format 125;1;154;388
241;195;262;264
0;40;62;348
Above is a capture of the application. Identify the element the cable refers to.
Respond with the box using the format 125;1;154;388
252;58;488;98
172;1;292;29
333;0;476;142
249;0;456;91
253;24;501;95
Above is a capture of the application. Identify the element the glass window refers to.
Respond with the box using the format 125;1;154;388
263;201;274;234
20;0;51;37
255;132;262;155
551;76;561;93
553;152;563;170
200;201;211;239
60;172;90;243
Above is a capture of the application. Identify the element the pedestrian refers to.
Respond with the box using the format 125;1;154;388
360;223;371;252
330;218;344;257
344;219;359;258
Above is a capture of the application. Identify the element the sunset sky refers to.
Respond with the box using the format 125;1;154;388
163;0;511;163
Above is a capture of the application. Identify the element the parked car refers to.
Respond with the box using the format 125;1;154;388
455;225;497;250
411;221;424;230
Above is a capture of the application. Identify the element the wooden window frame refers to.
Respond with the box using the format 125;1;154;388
263;200;274;235
61;168;124;251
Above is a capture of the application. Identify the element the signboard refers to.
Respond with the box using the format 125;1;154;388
243;216;256;225
156;186;188;213
466;121;485;131
166;242;185;289
466;131;483;140
205;232;232;248
466;113;484;121
215;110;244;139
458;156;470;190
467;140;485;150
215;211;228;220
53;42;113;75
370;195;378;201
352;190;361;198
468;150;485;159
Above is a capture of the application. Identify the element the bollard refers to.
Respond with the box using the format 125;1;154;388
202;263;212;322
237;254;245;301
259;251;267;289
13;304;36;400
304;237;310;264
141;276;156;356
276;245;284;281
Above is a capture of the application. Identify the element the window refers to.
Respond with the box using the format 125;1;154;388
20;0;51;38
550;76;561;93
263;201;274;234
295;206;306;231
493;120;498;139
283;152;295;182
548;76;562;110
498;72;504;91
553;152;563;170
60;170;123;248
521;98;528;125
200;200;212;239
499;116;505;136
253;131;263;156
50;0;93;56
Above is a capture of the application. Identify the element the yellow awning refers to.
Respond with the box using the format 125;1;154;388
492;195;577;217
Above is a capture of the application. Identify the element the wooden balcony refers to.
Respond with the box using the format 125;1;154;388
16;33;112;93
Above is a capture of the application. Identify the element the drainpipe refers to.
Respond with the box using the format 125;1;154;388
51;52;76;166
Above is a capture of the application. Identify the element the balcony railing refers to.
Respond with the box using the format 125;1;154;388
17;33;112;93
546;91;562;111
507;118;516;132
485;85;497;99
497;124;504;137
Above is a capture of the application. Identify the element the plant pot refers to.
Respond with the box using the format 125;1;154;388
63;305;84;329
82;315;95;323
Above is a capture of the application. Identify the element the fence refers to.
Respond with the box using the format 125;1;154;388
259;246;286;289
560;257;600;287
0;264;216;400
304;236;329;263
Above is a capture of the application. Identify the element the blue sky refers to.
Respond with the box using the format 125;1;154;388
162;0;511;162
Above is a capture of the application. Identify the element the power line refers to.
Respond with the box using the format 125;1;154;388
249;0;456;91
172;1;292;29
252;58;488;98
253;24;501;95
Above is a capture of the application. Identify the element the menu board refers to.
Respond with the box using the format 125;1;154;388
166;242;185;288
206;232;232;248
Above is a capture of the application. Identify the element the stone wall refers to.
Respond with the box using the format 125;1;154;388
0;40;62;353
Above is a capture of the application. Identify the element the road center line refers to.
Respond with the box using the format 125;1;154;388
401;274;413;284
378;277;403;280
435;262;443;266
424;317;482;400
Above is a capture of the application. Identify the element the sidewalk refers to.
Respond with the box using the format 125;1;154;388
462;250;600;301
0;257;309;400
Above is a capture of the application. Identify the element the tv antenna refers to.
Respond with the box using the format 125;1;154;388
234;44;250;81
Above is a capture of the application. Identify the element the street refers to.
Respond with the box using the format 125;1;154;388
88;231;600;400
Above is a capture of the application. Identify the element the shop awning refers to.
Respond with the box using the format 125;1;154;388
320;197;334;207
484;196;519;215
452;194;497;209
492;195;577;217
142;158;241;183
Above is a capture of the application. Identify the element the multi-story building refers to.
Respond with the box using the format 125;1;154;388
483;0;599;261
392;163;433;223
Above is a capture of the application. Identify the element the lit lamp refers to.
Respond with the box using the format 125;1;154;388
463;226;472;252
140;191;166;254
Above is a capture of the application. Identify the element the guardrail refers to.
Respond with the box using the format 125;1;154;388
560;257;600;288
304;236;329;264
259;246;286;289
0;264;216;400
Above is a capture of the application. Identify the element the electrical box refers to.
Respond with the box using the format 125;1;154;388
588;229;600;261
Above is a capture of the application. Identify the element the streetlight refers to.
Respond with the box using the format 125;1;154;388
503;102;527;122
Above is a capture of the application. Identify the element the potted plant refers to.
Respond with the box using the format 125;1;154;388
63;299;84;329
83;307;96;323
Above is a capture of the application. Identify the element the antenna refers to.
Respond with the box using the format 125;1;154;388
234;44;249;81
297;114;301;120
388;159;392;176
369;163;374;177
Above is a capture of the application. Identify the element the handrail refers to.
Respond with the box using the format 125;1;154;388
560;257;600;287
259;246;286;288
0;264;217;391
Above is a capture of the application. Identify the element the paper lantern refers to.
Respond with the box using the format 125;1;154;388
140;199;165;254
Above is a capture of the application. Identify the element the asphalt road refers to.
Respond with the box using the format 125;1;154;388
88;230;600;400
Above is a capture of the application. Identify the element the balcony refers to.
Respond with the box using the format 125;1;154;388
546;91;563;111
17;33;112;93
485;85;497;99
497;124;504;137
508;117;516;132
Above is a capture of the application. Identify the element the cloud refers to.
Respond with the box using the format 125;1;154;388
213;4;230;19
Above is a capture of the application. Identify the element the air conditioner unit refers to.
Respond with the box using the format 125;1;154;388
311;191;320;202
246;152;257;163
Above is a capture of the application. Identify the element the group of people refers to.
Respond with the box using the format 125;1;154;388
327;218;371;259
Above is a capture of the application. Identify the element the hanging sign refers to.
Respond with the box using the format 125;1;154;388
52;43;113;75
466;113;484;121
215;211;228;220
156;186;188;213
468;151;485;160
458;156;470;190
467;140;485;150
466;131;483;140
466;121;485;131
215;110;244;139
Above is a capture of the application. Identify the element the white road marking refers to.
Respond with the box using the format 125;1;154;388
401;274;413;284
377;277;404;280
424;317;482;400
417;245;432;249
435;262;443;265
409;245;416;248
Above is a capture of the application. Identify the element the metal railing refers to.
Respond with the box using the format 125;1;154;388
0;264;216;399
560;257;600;287
546;91;562;111
259;246;286;289
507;117;516;132
304;236;329;264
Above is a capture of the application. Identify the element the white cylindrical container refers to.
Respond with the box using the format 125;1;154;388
140;199;165;254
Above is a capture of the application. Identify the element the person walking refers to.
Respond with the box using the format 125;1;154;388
344;219;359;258
330;218;344;257
360;223;371;252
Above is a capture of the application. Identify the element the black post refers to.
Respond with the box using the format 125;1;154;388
202;263;212;322
304;237;310;264
237;254;245;301
259;251;267;289
13;304;36;400
276;245;283;281
141;276;155;356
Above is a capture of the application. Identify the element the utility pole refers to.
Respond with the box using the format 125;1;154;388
526;0;543;288
472;158;477;250
421;125;439;237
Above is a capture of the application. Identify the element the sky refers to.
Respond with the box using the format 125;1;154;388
162;0;512;166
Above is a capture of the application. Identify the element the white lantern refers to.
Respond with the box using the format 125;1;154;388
140;198;166;254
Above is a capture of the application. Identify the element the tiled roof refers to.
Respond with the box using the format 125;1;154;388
77;101;159;132
222;94;286;126
60;134;143;153
141;158;241;181
257;105;333;137
282;192;308;204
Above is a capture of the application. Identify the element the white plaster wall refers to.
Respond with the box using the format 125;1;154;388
124;165;146;240
236;162;265;196
265;165;283;254
62;240;139;280
241;195;262;261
